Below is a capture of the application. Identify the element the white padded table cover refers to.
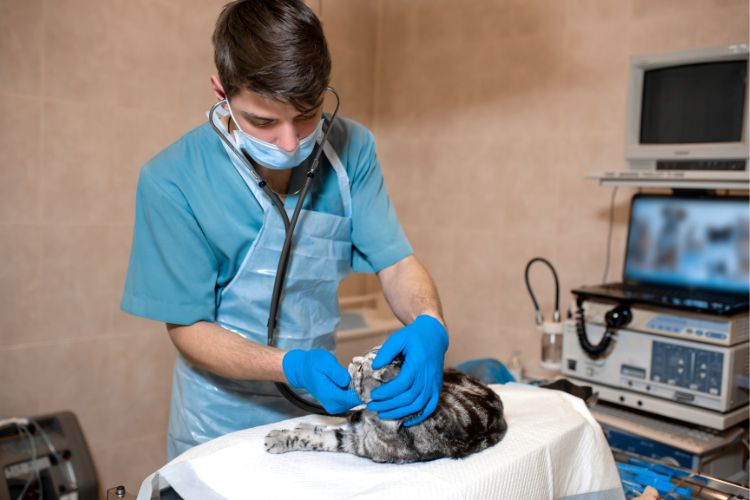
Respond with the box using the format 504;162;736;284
138;384;625;500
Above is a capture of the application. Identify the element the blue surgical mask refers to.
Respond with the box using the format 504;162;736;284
227;103;323;170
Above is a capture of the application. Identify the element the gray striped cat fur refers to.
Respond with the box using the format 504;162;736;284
264;345;507;463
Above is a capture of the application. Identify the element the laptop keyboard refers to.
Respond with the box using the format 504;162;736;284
601;283;744;314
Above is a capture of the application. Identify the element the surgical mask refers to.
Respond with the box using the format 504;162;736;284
227;104;323;170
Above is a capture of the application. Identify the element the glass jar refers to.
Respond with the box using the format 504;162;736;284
540;321;563;371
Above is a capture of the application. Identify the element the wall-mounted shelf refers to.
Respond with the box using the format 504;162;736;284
586;170;750;190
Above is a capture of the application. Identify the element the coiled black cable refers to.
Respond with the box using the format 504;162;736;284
575;296;632;358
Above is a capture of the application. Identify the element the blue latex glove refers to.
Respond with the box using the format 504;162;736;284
367;314;449;426
282;349;362;414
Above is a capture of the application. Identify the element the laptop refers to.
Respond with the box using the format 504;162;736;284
574;194;750;316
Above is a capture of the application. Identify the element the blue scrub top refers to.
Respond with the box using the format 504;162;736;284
120;116;412;326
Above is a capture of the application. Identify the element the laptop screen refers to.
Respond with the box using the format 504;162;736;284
624;195;750;295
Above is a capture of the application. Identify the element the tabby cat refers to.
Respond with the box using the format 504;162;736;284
264;345;507;463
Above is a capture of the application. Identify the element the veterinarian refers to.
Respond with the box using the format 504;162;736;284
121;0;449;460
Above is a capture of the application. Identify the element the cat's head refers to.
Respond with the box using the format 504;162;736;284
348;345;403;403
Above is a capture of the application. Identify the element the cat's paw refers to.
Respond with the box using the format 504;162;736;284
264;429;291;454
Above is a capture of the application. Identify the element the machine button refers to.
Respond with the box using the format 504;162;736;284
674;392;694;403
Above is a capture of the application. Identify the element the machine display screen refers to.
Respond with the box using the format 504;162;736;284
640;60;747;144
624;196;750;294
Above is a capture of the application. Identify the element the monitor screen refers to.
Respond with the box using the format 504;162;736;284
640;61;747;144
624;196;750;294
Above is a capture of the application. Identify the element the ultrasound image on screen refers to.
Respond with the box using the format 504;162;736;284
624;197;750;294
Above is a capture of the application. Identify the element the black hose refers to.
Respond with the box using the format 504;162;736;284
575;296;617;358
524;257;560;324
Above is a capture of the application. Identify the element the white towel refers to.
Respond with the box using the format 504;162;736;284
138;384;624;500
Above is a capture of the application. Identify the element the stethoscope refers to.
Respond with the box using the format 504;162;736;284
208;87;343;416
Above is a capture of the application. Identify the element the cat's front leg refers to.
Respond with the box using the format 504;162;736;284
264;424;342;454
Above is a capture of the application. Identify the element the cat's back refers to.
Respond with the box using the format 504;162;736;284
402;369;507;461
438;369;506;435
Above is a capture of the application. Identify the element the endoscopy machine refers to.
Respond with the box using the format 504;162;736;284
561;194;750;485
562;292;749;484
563;295;748;430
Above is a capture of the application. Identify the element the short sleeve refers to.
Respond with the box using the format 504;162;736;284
120;166;218;325
349;129;413;273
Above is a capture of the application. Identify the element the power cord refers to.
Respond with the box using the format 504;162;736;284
0;417;76;500
13;422;40;500
601;187;618;283
29;418;76;493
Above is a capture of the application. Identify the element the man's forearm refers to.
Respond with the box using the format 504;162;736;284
377;255;445;326
167;321;287;381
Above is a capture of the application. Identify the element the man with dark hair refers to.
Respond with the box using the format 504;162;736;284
121;0;449;460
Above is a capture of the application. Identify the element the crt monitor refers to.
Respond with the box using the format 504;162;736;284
625;44;749;171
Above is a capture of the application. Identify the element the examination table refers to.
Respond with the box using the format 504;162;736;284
137;384;624;500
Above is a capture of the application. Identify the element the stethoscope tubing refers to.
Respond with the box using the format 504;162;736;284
208;89;345;416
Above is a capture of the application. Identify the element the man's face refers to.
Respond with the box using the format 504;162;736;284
228;89;323;153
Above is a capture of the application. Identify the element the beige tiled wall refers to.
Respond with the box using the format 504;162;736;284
0;0;227;494
370;0;749;371
1;0;747;496
0;0;377;494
